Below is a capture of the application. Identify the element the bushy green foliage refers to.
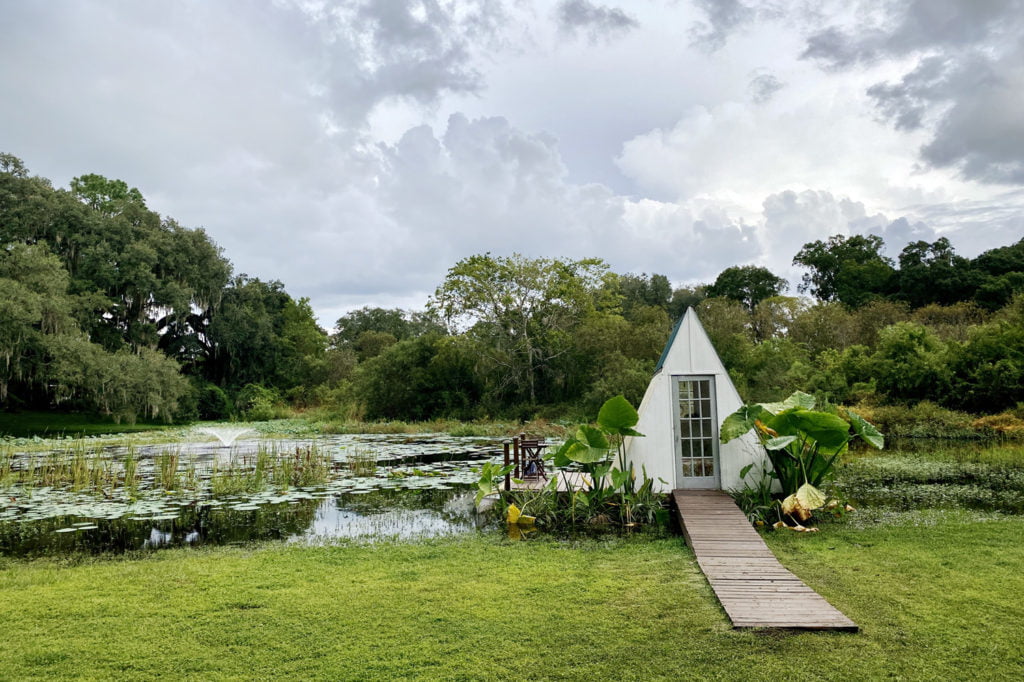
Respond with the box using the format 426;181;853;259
235;384;282;421
837;454;1024;513
793;234;895;307
195;381;231;420
356;334;482;421
706;265;787;311
4;154;1024;423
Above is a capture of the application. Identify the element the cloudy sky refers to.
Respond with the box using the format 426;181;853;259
2;0;1023;326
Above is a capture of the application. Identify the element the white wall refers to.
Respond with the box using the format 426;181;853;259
624;309;767;492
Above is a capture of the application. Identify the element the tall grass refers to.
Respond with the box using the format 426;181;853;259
156;450;181;490
122;446;139;496
347;448;377;477
208;443;331;494
275;444;330;488
315;417;569;438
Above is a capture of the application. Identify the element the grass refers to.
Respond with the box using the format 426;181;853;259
347;448;378;477
0;410;177;438
0;521;1022;680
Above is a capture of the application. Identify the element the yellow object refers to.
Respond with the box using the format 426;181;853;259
506;503;536;526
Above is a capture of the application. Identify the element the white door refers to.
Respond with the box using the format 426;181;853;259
673;376;720;489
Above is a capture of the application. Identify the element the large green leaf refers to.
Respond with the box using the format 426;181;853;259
563;425;610;463
552;440;574;467
758;390;816;415
848;410;884;449
767;408;851;451
577;424;610;449
764;435;798;451
597;395;640;435
720;404;766;442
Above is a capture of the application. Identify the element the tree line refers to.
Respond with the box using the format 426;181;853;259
2;153;1023;423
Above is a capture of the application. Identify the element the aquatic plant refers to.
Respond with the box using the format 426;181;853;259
122;447;139;496
347;449;378;477
156;450;181;491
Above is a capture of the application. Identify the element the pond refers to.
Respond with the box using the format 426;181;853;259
0;433;507;557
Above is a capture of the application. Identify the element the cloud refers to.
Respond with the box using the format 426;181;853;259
3;0;1022;327
689;0;755;51
614;79;932;214
555;0;638;43
800;0;1019;68
799;0;1024;185
748;71;785;103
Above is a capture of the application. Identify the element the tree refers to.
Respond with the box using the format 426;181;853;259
706;265;787;311
668;285;706;320
870;322;951;403
971;238;1024;310
847;299;910;348
896;238;975;308
205;276;325;392
618;272;672;318
912;302;988;342
333;307;442;346
788;302;854;357
356;334;481;420
0;244;73;403
431;253;609;406
69;173;146;217
947;296;1024;411
751;296;807;342
793;234;895;307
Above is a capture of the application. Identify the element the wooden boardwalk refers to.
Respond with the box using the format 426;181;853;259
509;471;592;492
673;490;858;631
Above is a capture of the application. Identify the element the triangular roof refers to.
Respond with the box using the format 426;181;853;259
626;306;759;492
654;308;741;399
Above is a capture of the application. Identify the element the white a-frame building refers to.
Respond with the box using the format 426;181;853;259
625;307;765;493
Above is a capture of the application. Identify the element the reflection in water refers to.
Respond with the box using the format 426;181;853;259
144;528;172;549
0;486;487;557
298;490;479;543
0;434;509;558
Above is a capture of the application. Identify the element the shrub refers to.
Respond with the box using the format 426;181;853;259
853;402;977;439
197;382;231;420
235;384;281;421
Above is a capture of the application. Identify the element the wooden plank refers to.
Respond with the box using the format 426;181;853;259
673;490;858;632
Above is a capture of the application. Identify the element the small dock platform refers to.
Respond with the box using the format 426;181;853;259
674;490;858;631
509;471;591;492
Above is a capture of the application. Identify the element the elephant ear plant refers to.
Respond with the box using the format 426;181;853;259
720;391;883;526
552;395;644;495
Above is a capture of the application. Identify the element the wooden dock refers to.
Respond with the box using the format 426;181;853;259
509;471;591;492
673;490;858;631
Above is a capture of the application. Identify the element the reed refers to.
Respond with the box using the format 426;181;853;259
0;444;14;487
347;448;378;477
289;443;330;487
210;458;256;496
156;449;181;490
122;446;139;495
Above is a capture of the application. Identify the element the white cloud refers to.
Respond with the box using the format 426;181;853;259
1;0;1021;328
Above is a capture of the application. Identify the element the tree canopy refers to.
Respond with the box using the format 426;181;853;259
3;152;1024;422
793;234;895;307
706;265;787;311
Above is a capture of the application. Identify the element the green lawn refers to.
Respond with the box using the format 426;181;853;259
0;410;177;438
1;518;1022;680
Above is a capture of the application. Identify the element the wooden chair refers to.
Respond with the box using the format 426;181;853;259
516;435;548;481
